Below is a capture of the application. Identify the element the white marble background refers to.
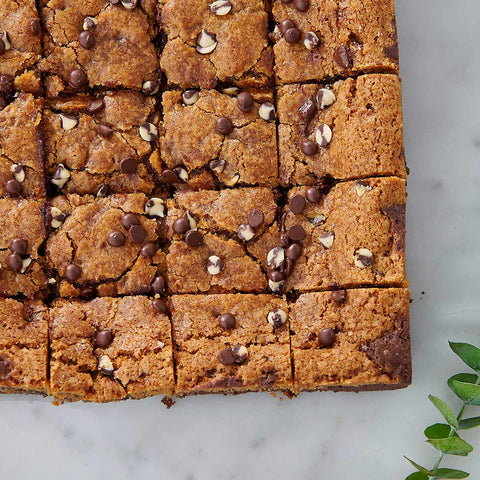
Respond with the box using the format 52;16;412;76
1;1;480;478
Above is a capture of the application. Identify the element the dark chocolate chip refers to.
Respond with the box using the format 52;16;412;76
268;270;285;282
289;194;306;214
299;96;316;124
284;27;301;44
65;264;81;282
173;217;190;234
219;313;236;330
209;159;225;173
68;68;87;89
383;44;399;62
248;209;264;229
107;231;125;247
300;140;318;156
293;0;309;11
215;117;233;135
317;175;334;195
151;276;166;294
10;238;27;256
0;74;14;97
232;344;248;364
333;45;352;69
5;179;22;196
285;258;294;276
306;186;321;203
280;233;291;247
236;92;254;112
98;124;114;137
0;96;7;109
0;355;11;379
185;230;203;247
153;298;168;314
318;328;336;347
286;242;302;260
121;213;139;229
287;225;305;241
119;156;138;173
95;329;114;348
218;348;235;365
7;253;22;272
87;98;104;113
160;169;178;184
332;289;347;304
96;184;111;197
128;224;145;243
141;242;157;258
30;19;41;35
78;31;94;49
279;19;295;35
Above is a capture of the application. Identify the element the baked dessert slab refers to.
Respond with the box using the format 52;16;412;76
161;89;278;189
0;94;45;198
170;294;292;395
43;91;161;195
0;299;49;395
277;74;406;186
45;193;168;298
272;0;399;84
290;288;411;392
159;0;273;89
49;296;175;403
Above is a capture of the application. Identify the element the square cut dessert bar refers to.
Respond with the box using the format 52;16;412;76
49;296;175;403
272;0;399;84
39;1;160;97
0;299;48;395
0;198;48;298
45;193;168;298
0;94;45;198
43;91;162;196
170;294;292;395
159;0;273;89
161;89;278;189
290;288;411;392
270;177;406;293
165;187;278;294
277;74;406;186
0;0;43;96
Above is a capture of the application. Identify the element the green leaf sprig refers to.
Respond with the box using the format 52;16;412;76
404;342;480;479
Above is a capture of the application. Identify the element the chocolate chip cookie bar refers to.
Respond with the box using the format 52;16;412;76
0;94;45;198
170;294;292;395
39;1;159;97
159;0;273;89
272;0;399;84
161;89;278;189
43;91;161;195
49;296;175;403
0;0;43;96
0;198;48;298
290;288;411;392
45;193;168;298
0;299;48;395
277;74;406;186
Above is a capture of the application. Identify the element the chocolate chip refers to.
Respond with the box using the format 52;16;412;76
222;86;239;96
141;242;157;258
87;98;104;113
96;184;110;198
7;253;22;272
11;164;25;183
218;348;235;365
30;19;41;35
287;225;305;241
248;209;264;229
210;0;232;15
95;329;114;348
293;0;309;11
0;356;11;379
120;157;138;173
279;19;295;35
185;230;203;247
219;313;235;330
139;122;158;142
299;96;316;124
286;242;302;260
79;285;97;299
237;223;255;241
304;31;319;50
267;308;287;328
207;255;224;275
232;344;248;364
151;276;166;294
0;96;7;109
78;31;94;49
98;124;114;137
354;248;374;269
317;175;334;195
355;180;372;197
267;247;285;270
268;270;285;282
332;289;347;304
5;179;21;196
318;231;334;249
153;298;168;314
145;198;166;218
196;29;217;54
216;117;233;135
209;159;225;174
0;74;14;97
259;102;275;121
121;0;137;9
316;88;336;109
182;89;198;105
383;44;399;62
173;217;190;234
237;92;254;112
121;213;139;229
50;207;66;228
128;224;145;243
173;166;188;182
318;328;336;347
68;68;87;89
300;140;318;156
160;169;178;184
65;264;81;282
280;233;291;247
289;194;306;214
107;231;125;247
98;355;114;375
10;238;27;256
142;80;159;96
334;45;352;69
315;123;333;147
59;113;78;130
83;16;96;30
284;27;301;44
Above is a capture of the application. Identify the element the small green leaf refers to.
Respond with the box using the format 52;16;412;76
448;373;479;389
450;342;480;372
427;436;473;456
424;423;456;439
429;395;459;428
404;457;433;475
449;379;480;405
405;472;429;480
432;467;469;478
458;416;480;430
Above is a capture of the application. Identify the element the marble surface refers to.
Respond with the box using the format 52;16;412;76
2;1;480;478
